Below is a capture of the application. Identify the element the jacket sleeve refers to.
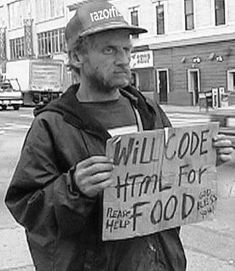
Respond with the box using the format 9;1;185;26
5;116;97;238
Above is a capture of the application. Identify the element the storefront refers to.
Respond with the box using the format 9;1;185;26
130;50;155;100
148;38;235;106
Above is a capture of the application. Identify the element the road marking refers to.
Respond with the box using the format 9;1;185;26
5;122;15;125
0;122;30;132
3;124;30;130
20;114;34;119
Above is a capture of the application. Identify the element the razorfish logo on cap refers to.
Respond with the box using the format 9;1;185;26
90;5;122;23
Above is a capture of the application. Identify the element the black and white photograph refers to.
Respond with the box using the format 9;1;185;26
0;0;235;270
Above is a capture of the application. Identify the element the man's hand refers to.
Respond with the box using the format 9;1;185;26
73;156;114;198
213;134;235;166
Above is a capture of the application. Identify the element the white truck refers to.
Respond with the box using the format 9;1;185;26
6;59;65;106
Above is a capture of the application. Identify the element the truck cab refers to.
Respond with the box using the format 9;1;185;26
0;78;23;110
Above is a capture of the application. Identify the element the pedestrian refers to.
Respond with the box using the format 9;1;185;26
5;0;235;270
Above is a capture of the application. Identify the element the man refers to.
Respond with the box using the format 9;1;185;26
5;0;234;270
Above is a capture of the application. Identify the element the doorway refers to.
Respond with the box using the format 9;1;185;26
157;69;169;103
227;69;235;91
131;72;139;89
188;69;200;105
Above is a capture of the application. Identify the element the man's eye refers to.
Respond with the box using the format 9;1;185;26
124;47;131;54
103;47;114;55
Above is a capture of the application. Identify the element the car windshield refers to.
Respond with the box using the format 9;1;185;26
0;83;12;91
0;81;19;92
9;79;20;91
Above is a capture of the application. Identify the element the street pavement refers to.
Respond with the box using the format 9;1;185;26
0;106;235;271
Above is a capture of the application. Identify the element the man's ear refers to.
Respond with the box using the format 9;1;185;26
68;51;84;69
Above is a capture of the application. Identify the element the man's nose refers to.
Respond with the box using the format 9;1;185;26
115;49;130;66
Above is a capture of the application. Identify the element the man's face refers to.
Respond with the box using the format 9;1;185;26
81;29;133;91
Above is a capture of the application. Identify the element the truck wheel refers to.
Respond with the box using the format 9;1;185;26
13;105;20;110
1;105;7;110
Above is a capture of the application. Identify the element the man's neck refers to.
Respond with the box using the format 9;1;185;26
76;82;120;102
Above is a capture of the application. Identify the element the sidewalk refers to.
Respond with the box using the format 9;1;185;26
0;226;34;271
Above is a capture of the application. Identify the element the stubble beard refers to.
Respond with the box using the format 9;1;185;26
88;71;131;93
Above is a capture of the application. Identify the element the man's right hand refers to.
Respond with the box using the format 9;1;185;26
73;156;114;198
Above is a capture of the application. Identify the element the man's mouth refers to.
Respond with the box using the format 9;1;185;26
114;70;130;75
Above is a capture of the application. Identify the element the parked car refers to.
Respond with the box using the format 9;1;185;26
210;105;235;143
0;78;23;110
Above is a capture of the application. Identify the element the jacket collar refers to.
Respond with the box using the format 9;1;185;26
35;84;156;139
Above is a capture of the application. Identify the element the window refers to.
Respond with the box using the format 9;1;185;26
38;28;65;56
0;26;6;60
36;0;64;22
184;0;194;30
227;70;235;92
130;9;139;39
131;72;139;89
156;4;165;35
215;0;225;26
10;37;25;60
8;1;24;29
0;6;5;26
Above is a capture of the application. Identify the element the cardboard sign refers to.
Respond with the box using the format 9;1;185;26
103;123;219;241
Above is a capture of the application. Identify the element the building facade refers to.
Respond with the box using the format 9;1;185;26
0;0;235;106
112;0;235;106
0;0;74;93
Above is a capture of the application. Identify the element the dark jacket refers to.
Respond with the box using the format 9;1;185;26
5;85;186;271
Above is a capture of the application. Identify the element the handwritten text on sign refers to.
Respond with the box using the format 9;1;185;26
103;123;219;240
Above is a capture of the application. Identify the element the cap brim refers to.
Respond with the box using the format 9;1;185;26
80;22;147;37
66;22;147;51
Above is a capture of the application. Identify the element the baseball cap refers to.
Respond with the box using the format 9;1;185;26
65;0;147;50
